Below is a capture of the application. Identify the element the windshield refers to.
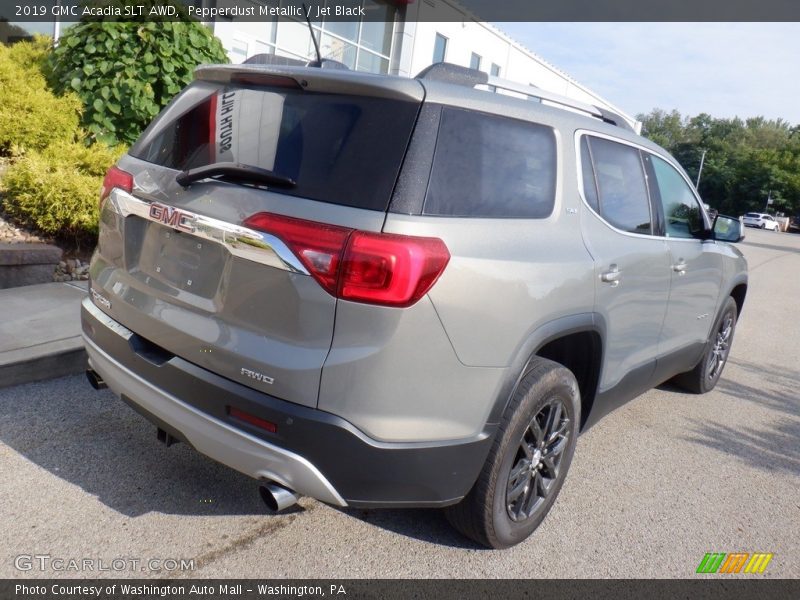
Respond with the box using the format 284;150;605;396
130;83;420;211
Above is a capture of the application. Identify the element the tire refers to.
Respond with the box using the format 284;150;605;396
760;223;766;229
672;296;738;394
445;357;580;549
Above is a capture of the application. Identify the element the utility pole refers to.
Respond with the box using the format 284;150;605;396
765;190;772;212
695;149;707;188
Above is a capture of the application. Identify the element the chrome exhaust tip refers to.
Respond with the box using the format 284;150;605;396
259;483;300;512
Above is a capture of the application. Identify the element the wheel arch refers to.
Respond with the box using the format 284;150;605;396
729;280;748;318
486;314;605;433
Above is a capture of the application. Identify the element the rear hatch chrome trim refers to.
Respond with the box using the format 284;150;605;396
105;188;309;274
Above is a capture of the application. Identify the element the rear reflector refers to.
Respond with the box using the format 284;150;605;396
100;166;133;207
229;407;277;433
243;212;450;308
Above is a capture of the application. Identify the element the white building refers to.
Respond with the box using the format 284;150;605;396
211;0;638;129
4;0;636;129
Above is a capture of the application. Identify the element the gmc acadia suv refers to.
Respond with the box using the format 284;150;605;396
82;61;748;548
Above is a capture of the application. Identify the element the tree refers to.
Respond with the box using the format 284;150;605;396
637;109;800;218
48;4;228;145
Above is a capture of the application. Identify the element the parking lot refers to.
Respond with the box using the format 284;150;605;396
0;227;798;579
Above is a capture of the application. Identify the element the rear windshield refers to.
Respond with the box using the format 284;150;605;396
130;83;419;212
423;107;557;218
745;213;761;217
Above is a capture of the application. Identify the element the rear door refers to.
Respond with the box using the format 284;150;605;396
578;134;671;399
93;70;422;408
646;153;722;366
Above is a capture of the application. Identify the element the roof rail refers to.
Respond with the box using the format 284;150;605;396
485;75;634;132
416;62;489;87
416;62;633;132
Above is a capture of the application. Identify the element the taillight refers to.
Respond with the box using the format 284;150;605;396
100;166;133;207
340;231;450;307
243;212;450;308
243;213;353;296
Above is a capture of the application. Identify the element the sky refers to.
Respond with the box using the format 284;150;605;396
497;23;800;125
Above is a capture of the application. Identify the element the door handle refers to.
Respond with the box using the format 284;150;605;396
600;264;621;286
672;260;687;275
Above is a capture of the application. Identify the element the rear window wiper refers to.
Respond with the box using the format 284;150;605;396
176;162;296;189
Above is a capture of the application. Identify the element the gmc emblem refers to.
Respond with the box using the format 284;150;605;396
149;203;195;233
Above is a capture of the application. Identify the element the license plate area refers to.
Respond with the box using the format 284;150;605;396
133;220;226;299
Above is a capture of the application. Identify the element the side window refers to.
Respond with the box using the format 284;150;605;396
650;155;704;238
584;137;652;235
580;137;599;213
423;108;557;218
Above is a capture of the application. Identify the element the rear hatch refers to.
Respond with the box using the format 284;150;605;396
91;66;423;408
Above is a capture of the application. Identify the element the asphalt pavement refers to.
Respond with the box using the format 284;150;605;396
0;227;797;578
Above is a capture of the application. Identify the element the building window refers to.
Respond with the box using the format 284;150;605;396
470;52;482;70
489;63;501;91
433;33;448;63
219;1;396;74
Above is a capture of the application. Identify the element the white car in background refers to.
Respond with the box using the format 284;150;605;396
742;212;780;231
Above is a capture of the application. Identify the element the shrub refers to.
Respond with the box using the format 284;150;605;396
0;37;83;155
6;35;53;78
1;139;126;242
49;14;229;146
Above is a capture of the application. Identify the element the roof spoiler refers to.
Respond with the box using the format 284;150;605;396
243;54;349;70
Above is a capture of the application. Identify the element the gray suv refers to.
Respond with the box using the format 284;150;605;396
82;62;748;548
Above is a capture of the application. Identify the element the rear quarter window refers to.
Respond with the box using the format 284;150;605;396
423;108;557;218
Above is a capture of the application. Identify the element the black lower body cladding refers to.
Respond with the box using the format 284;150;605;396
81;303;495;508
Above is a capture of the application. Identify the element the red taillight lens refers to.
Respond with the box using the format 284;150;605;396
100;166;133;207
243;212;353;295
340;231;450;307
243;212;450;308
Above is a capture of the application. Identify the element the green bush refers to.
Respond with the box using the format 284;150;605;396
1;140;126;241
6;35;53;77
0;37;83;155
49;15;229;146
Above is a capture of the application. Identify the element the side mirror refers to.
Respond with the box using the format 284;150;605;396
713;215;745;243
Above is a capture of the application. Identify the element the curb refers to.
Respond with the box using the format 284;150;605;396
0;281;88;389
0;345;87;389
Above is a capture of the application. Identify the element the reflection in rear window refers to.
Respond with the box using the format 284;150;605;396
423;107;556;218
130;83;419;212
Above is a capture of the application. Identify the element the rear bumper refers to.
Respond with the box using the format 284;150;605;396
81;297;494;508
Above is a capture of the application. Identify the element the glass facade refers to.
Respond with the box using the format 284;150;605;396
218;0;396;74
2;2;397;76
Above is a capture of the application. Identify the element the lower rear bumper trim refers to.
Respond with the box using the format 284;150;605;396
84;332;347;507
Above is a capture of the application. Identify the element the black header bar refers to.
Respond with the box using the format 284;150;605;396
2;0;800;23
